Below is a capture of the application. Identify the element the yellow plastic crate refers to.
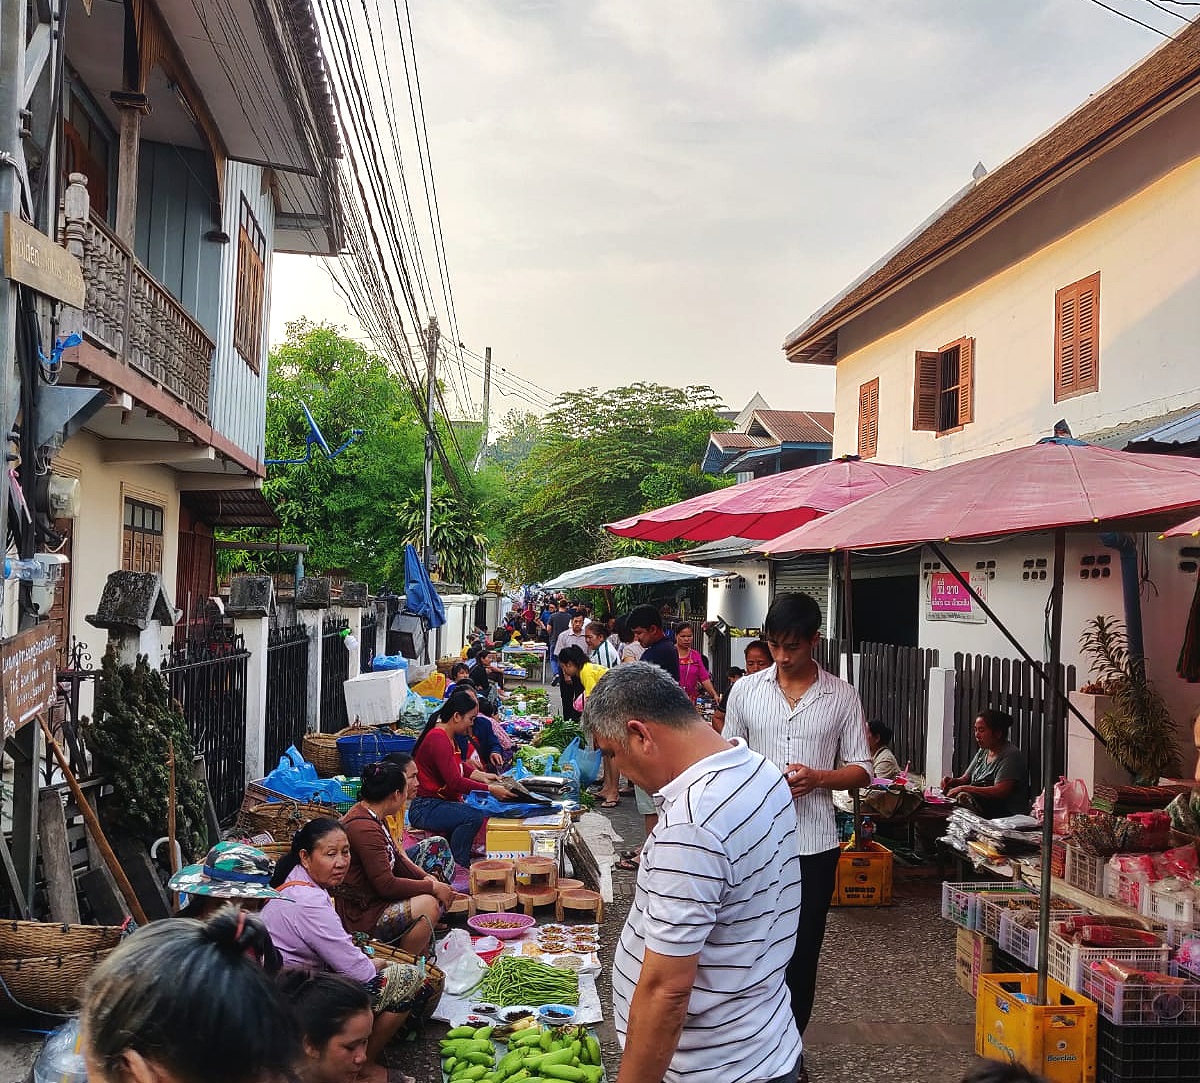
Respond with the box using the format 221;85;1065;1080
976;973;1097;1083
831;841;893;906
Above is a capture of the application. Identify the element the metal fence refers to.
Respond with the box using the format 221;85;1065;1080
857;642;939;773
320;615;350;733
265;624;310;768
953;651;1077;798
46;637;98;783
360;607;378;672
163;636;250;824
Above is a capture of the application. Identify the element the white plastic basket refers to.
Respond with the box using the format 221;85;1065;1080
1082;966;1200;1026
1149;884;1197;926
975;891;1040;942
1046;929;1170;991
997;909;1086;968
1102;863;1153;914
940;881;1033;931
1064;844;1106;896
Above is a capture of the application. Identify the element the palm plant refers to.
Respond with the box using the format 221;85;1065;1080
1078;615;1180;783
395;488;489;589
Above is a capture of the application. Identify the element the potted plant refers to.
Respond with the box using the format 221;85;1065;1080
1078;615;1180;784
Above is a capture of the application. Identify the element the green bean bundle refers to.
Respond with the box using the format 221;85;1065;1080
476;955;580;1007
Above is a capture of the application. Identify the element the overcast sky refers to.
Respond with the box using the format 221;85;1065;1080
271;0;1176;421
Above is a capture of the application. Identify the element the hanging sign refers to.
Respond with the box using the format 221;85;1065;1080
2;213;86;308
927;571;988;624
1;622;59;737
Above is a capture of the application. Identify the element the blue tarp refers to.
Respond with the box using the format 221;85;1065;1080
403;542;445;629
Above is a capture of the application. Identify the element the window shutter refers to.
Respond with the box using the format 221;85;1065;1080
858;378;879;458
913;351;939;431
1055;272;1099;401
956;337;974;425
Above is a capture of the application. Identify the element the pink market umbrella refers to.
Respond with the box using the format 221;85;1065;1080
755;438;1200;1002
605;456;926;542
1161;513;1200;539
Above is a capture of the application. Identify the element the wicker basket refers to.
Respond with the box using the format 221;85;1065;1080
0;921;125;959
0;949;113;1015
302;733;345;778
237;801;333;839
259;842;292;862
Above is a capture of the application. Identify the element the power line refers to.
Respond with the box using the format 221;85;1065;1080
1077;0;1182;38
1134;0;1193;19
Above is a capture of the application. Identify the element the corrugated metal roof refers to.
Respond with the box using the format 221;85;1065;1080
750;410;834;444
1084;404;1200;450
180;488;281;528
710;432;775;451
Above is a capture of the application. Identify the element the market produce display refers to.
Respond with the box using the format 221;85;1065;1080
476;955;580;1007
441;1020;604;1083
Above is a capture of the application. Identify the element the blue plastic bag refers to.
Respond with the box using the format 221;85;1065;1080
465;791;556;818
265;747;354;804
560;737;602;786
372;654;409;672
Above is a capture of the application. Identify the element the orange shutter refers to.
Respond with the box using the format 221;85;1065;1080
858;378;879;458
1055;273;1099;401
956;337;974;425
913;351;939;431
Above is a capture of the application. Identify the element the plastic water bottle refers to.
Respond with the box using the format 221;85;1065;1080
4;557;44;581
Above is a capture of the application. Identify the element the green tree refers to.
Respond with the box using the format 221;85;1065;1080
494;383;733;581
222;320;476;589
395;487;489;589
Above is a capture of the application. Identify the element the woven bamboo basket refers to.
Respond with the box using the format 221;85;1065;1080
237;801;332;839
259;842;292;862
363;942;445;995
302;732;344;777
0;921;124;959
0;950;113;1015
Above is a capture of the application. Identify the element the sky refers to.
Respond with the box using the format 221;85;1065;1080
270;0;1178;423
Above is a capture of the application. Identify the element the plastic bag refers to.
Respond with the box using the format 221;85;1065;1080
560;736;602;786
1033;776;1090;834
265;748;354;803
32;1020;88;1083
435;928;487;995
465;791;553;818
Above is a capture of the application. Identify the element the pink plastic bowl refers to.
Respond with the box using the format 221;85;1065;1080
466;912;536;940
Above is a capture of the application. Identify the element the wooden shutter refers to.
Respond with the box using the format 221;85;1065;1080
913;351;939;431
954;337;974;426
1055;273;1100;401
857;378;879;458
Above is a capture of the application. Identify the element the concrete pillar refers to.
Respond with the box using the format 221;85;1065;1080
85;571;178;671
1066;691;1129;794
341;582;369;681
228;574;275;784
925;666;957;785
296;577;331;734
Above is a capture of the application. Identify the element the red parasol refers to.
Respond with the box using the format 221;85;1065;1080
605;456;925;542
757;441;1200;556
1160;513;1200;539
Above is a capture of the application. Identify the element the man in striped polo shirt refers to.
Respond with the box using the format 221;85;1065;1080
583;663;803;1083
724;592;872;1066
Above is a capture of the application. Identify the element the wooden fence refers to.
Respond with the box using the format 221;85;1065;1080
953;652;1077;799
857;642;939;774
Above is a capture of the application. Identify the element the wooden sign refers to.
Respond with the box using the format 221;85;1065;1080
2;213;86;308
2;623;59;737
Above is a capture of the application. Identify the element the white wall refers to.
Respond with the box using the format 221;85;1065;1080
829;97;1200;468
706;561;772;629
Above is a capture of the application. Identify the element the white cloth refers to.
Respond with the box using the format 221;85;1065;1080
612;739;802;1083
553;630;589;657
590;639;621;669
724;663;872;855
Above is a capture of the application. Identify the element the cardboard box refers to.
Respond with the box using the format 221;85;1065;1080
485;810;569;860
956;928;996;998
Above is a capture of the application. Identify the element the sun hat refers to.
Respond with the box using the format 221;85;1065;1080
167;840;283;900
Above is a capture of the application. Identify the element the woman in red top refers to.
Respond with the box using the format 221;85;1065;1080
407;690;515;870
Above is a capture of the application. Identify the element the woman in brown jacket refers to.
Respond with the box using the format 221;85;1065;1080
336;759;458;957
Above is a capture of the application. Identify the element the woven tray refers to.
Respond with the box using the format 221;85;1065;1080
0;921;124;959
0;949;113;1016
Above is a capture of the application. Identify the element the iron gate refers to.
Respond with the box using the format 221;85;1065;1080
266;624;310;768
320;615;350;733
360;607;378;672
163;636;250;824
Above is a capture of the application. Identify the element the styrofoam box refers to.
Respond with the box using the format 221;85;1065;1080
343;668;408;726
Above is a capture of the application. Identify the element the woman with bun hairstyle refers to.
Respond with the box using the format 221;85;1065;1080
407;689;517;871
80;906;298;1083
336;757;457;954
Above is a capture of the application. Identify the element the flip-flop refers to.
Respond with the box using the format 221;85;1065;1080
600;798;620;808
615;856;639;871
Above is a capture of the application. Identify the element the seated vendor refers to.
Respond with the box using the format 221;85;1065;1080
442;661;472;697
407;690;518;875
468;647;507;701
867;719;902;781
336;760;458;955
261;819;437;1064
941;709;1029;818
168;841;283;919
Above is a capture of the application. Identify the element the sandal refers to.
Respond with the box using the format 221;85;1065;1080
615;855;639;871
600;797;620;808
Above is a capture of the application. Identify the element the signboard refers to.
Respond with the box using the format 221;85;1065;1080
2;623;59;737
927;571;988;624
2;213;86;308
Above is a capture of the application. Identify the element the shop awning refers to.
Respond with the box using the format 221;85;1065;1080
180;488;281;528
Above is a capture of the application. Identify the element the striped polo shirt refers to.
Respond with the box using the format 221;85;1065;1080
724;663;872;855
612;740;802;1083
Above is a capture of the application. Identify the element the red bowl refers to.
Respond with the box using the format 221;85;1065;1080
467;912;536;940
474;942;505;965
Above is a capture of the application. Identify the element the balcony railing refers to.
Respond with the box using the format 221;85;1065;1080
63;175;213;419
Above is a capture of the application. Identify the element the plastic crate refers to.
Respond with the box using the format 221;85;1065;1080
1096;1018;1200;1083
1065;845;1107;896
1082;967;1200;1026
976;892;1040;942
1102;864;1152;914
942;881;1035;930
998;910;1086;968
975;973;1097;1083
1046;930;1171;992
1149;884;1196;926
832;841;892;906
1051;840;1067;880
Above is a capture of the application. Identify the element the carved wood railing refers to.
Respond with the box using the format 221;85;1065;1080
62;174;212;419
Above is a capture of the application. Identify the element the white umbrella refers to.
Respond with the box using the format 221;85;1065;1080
539;555;722;591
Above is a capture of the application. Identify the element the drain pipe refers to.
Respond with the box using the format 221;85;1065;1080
1100;533;1144;662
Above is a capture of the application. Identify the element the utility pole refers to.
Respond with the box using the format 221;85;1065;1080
473;346;491;472
422;317;438;571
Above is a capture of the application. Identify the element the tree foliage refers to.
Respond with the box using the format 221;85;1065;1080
395;487;489;589
490;383;733;582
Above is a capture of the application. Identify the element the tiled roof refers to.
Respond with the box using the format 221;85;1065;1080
750;410;834;444
710;432;775;451
784;19;1200;364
